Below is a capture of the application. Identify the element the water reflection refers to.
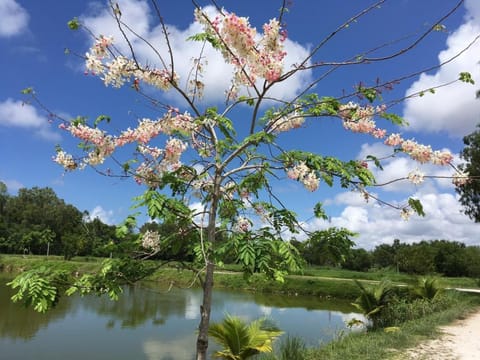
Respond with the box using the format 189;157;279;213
0;279;73;340
0;278;364;360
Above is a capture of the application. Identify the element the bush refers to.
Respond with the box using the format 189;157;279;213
377;292;459;327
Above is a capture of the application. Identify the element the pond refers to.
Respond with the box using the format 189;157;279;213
0;277;364;359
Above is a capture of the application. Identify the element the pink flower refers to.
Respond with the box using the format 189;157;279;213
384;133;403;146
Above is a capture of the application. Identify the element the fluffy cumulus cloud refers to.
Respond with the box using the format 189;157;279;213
302;139;479;249
87;205;115;224
0;0;29;37
81;0;312;103
403;0;480;137
0;98;60;140
304;189;479;249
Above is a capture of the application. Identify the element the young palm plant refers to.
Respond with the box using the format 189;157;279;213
208;314;284;360
352;279;394;329
412;277;443;300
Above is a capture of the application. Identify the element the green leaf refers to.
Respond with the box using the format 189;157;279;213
366;155;383;170
94;115;111;127
357;86;378;103
67;18;80;30
21;87;34;95
408;198;425;217
71;116;87;126
187;32;222;49
459;72;475;85
313;202;328;220
379;112;407;126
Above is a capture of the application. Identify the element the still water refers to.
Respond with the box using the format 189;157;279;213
0;278;363;360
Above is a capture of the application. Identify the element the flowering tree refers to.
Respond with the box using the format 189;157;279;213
10;1;477;359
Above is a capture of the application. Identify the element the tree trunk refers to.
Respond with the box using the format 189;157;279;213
196;261;214;360
196;174;221;359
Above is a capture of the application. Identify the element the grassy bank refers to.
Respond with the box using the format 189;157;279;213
304;293;480;360
0;254;103;273
0;255;364;298
1;254;479;300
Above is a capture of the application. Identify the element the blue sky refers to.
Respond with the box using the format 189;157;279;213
1;0;479;248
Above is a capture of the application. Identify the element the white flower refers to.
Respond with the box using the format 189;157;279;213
234;216;251;233
141;230;161;251
452;170;469;186
407;168;425;185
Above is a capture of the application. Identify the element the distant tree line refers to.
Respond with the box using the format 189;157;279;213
1;183;479;277
0;182;120;259
344;238;480;277
293;234;480;278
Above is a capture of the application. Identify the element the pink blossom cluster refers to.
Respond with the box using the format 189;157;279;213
91;35;114;58
133;138;187;186
117;118;163;145
138;145;163;159
141;230;161;251
160;111;198;135
286;162;319;192
194;8;287;90
116;112;197;147
165;138;188;163
134;162;162;187
61;123;115;166
234;216;251;233
85;36;177;91
339;102;386;139
384;134;453;165
337;102;454;169
269;110;304;133
53;150;77;170
55;113;190;182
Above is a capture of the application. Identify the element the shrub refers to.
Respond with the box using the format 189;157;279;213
378;292;458;327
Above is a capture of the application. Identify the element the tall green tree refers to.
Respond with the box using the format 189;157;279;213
303;227;357;267
456;124;480;222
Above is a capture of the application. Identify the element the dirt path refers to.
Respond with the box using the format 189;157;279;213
398;309;480;360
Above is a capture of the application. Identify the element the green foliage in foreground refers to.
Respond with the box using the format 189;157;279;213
209;315;283;359
257;336;307;360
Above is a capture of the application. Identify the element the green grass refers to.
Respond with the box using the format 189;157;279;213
304;293;480;360
0;254;103;273
2;255;479;299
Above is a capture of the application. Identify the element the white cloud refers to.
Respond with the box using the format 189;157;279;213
189;201;209;227
305;190;479;249
403;0;480;137
0;177;23;192
0;0;29;37
81;0;312;104
88;205;115;224
0;98;61;141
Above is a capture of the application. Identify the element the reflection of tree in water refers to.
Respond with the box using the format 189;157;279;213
79;282;194;329
252;291;356;313
0;279;74;340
